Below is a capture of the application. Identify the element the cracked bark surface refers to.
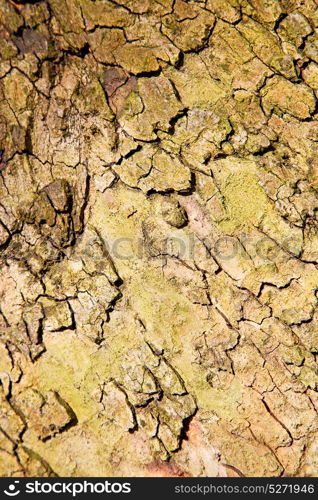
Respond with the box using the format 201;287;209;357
0;0;318;478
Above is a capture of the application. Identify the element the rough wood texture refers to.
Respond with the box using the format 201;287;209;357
0;0;318;477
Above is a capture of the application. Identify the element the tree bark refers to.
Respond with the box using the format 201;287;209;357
0;0;318;477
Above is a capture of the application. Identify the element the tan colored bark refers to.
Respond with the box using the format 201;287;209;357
0;0;318;477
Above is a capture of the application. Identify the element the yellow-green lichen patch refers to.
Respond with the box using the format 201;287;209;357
211;158;271;232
